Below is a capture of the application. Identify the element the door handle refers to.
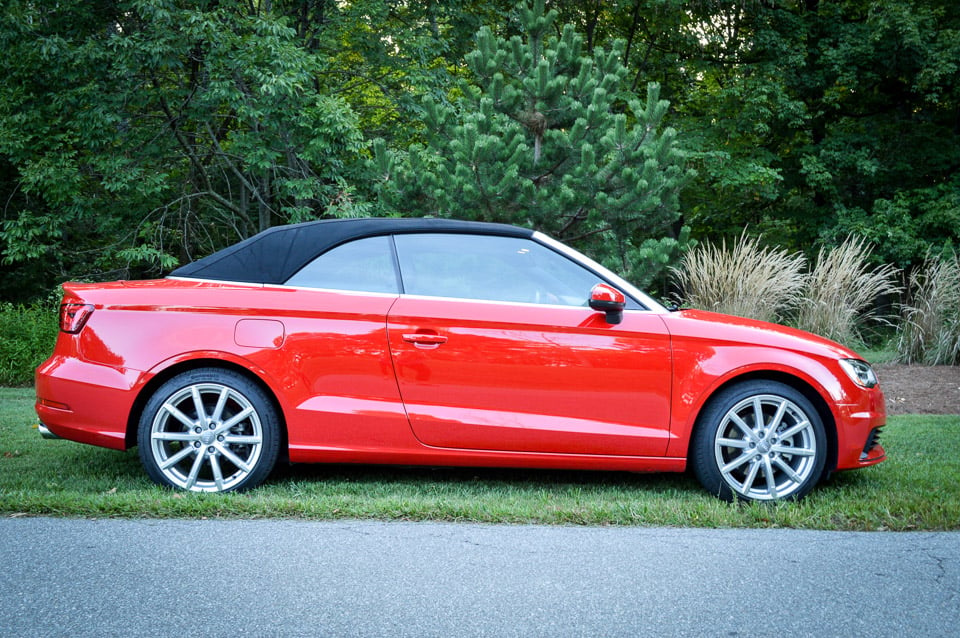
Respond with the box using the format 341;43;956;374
402;333;448;346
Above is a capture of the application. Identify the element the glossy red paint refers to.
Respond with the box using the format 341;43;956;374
37;280;885;469
387;296;671;456
589;283;625;305
35;221;886;499
660;309;886;471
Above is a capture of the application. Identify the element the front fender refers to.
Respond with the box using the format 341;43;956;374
666;344;846;459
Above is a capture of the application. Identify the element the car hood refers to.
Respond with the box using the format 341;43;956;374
659;309;861;361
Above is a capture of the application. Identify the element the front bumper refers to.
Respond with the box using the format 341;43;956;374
833;385;886;471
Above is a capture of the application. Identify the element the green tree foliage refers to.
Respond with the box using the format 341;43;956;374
295;0;515;143
372;0;693;287
550;0;960;270
0;0;365;296
1;0;957;304
808;1;960;267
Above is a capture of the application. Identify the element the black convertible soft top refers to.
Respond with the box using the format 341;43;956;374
169;217;532;284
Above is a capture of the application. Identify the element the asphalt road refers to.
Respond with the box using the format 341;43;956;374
1;518;957;637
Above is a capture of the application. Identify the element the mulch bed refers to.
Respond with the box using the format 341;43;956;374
875;364;960;415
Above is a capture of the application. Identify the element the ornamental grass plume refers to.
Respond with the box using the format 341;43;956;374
796;236;900;346
672;232;806;324
898;254;960;365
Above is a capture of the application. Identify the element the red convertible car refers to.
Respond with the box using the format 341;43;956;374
36;218;886;501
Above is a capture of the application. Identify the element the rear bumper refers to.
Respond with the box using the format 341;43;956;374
35;356;141;450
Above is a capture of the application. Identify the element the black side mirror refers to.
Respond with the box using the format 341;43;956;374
589;283;626;325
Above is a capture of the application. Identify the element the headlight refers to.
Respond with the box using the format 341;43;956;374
839;359;878;389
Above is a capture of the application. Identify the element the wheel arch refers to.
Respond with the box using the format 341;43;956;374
125;358;289;459
688;370;838;479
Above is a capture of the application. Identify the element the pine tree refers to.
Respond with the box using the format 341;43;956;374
373;0;693;288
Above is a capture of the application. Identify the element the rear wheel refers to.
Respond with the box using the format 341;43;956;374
691;380;827;502
137;368;280;492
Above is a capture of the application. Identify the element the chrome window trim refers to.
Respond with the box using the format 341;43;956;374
166;276;266;287
167;276;400;297
396;292;649;312
270;286;400;297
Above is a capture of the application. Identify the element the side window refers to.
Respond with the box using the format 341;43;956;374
285;235;399;294
393;233;602;305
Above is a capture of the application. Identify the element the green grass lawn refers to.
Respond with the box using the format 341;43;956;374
2;386;958;529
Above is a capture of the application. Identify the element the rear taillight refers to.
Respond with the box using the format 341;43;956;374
59;303;94;333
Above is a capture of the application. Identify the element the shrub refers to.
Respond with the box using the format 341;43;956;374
671;232;806;323
796;237;900;346
673;234;901;349
898;255;960;365
0;298;59;386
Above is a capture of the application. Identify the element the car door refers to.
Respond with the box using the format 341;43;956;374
277;235;410;453
387;233;673;457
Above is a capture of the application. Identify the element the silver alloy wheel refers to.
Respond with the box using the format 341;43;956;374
713;393;819;501
149;382;264;492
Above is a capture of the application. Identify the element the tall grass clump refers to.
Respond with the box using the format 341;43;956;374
898;254;960;364
672;232;806;323
0;299;59;386
796;236;900;346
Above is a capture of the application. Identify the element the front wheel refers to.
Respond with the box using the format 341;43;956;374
691;380;827;502
137;368;280;492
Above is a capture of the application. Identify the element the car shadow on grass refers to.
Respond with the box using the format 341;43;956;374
267;461;704;498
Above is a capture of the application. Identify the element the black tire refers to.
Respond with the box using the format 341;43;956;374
137;368;280;492
691;380;827;502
